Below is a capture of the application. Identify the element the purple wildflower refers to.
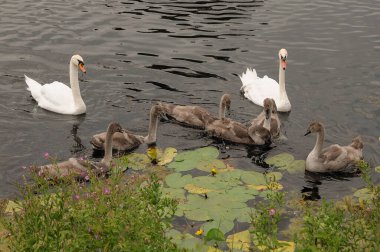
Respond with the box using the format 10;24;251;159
103;187;111;195
72;194;80;201
269;208;276;217
43;152;50;159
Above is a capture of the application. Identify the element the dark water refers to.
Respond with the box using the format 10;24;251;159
1;0;380;199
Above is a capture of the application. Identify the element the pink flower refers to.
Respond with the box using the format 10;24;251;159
103;187;111;195
43;152;50;159
269;208;276;217
84;175;90;181
79;156;84;161
37;169;44;177
72;194;80;201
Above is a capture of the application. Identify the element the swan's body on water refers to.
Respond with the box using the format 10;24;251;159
25;54;87;115
91;105;163;151
304;122;363;173
240;49;291;112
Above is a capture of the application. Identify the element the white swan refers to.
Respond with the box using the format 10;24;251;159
240;49;291;112
304;122;364;173
25;54;87;115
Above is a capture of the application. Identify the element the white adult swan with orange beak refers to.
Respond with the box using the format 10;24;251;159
25;54;87;115
240;49;291;112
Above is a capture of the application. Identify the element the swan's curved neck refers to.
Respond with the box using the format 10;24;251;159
219;99;226;120
101;127;114;166
311;128;325;156
263;112;271;131
145;106;160;143
69;63;84;106
278;62;287;101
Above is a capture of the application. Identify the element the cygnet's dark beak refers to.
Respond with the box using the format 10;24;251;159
304;130;311;136
265;109;270;120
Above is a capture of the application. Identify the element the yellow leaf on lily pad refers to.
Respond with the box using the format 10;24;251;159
5;200;22;214
184;184;213;194
247;185;268;191
158;147;177;166
246;182;283;191
226;230;251;252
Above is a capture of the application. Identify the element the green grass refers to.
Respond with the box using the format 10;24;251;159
0;171;179;251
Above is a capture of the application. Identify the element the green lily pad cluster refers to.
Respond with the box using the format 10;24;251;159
265;153;305;174
163;147;284;235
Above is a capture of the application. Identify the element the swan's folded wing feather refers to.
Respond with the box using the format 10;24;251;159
320;145;345;163
40;81;74;107
242;75;280;106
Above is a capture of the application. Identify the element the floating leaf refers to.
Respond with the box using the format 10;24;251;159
226;230;251;252
165;173;192;188
184;208;213;222
158;147;177;166
168;146;219;172
375;166;380;173
203;219;235;235
4;200;22;214
161;187;186;201
278;160;305;174
197;159;226;172
208;247;223;252
240;171;267;185
124;153;151;170
353;188;374;201
167;229;208;252
265;153;294;167
205;228;225;242
266;172;283;181
256;240;295;252
184;184;213;195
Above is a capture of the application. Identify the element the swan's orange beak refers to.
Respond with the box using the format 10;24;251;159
79;63;86;74
281;59;286;70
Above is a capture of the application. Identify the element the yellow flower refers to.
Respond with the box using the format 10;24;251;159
211;168;217;176
195;229;204;236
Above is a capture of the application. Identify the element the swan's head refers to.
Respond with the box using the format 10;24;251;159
221;94;231;111
107;122;124;135
71;54;86;74
263;98;274;120
304;121;323;136
278;48;288;70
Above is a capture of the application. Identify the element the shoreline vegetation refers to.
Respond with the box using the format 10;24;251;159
0;147;379;251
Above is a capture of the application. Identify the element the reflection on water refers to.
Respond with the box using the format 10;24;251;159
0;0;380;200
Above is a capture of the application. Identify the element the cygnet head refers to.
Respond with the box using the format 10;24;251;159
278;48;288;70
71;54;86;73
151;104;165;117
263;98;274;119
350;136;364;150
108;122;123;134
304;121;323;136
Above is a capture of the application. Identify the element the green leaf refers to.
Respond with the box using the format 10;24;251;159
353;188;374;201
240;171;267;185
265;153;294;168
375;166;380;173
278;160;305;174
124;153;151;170
165;173;192;188
205;228;225;242
197;159;226;172
158;147;178;166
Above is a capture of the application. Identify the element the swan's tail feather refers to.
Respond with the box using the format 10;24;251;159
24;75;42;101
239;68;257;90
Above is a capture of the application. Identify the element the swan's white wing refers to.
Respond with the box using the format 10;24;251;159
240;68;279;107
25;75;42;102
38;81;75;113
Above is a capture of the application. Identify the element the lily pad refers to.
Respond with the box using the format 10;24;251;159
123;153;151;170
266;172;283;181
202;219;235;235
184;184;214;195
165;173;192;188
167;229;208;252
161;187;186;201
197;159;226;172
265;153;294;168
278;160;305;174
353;188;374;201
375;166;380;173
4;200;22;214
240;171;267;185
158;147;178;166
168;146;219;172
205;228;225;242
226;230;251;252
184;208;213;222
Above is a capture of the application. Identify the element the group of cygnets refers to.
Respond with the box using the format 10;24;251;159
25;49;364;179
